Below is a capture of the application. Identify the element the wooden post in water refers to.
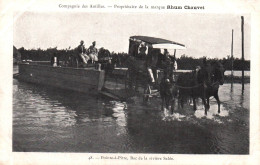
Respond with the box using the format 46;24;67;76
241;16;245;91
231;29;234;85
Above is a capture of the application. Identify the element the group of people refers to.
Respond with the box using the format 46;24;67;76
133;42;178;85
77;40;98;66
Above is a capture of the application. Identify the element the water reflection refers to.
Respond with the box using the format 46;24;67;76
13;80;249;154
13;83;77;128
103;101;128;136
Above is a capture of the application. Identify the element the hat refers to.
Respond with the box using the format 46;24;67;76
196;66;201;70
92;41;96;44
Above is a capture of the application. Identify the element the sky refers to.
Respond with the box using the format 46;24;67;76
14;12;251;60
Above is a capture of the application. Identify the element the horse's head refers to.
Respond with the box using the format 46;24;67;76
197;65;211;85
212;61;225;85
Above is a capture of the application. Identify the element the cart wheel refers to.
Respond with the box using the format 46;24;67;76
143;84;151;103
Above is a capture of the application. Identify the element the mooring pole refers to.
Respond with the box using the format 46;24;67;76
241;16;245;91
231;29;234;87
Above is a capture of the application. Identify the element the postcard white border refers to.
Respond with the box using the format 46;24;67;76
1;0;260;165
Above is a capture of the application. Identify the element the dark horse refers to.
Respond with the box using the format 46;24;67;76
160;60;178;113
177;61;225;115
66;48;84;68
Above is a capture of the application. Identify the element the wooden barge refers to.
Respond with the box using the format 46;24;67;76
15;62;131;100
16;62;105;94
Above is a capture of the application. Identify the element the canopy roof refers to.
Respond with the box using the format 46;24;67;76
130;36;186;50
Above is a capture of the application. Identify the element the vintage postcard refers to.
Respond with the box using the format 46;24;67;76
0;0;260;164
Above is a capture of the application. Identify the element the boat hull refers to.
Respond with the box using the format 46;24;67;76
17;63;105;95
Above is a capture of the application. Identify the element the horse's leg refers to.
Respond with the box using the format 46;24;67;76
207;97;210;110
180;96;184;109
171;98;175;114
161;97;165;111
165;97;170;110
193;97;197;111
76;58;79;68
177;96;180;108
202;98;207;115
202;86;208;115
177;95;181;109
214;92;221;113
176;91;180;109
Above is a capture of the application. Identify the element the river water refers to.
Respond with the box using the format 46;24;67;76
177;70;250;77
13;72;249;154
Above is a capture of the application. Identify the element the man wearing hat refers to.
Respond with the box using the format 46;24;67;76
77;40;89;65
87;41;98;63
137;42;148;60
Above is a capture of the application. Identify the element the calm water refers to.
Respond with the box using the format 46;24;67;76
13;77;249;154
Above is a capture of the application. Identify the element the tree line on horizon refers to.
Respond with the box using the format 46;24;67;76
16;47;250;71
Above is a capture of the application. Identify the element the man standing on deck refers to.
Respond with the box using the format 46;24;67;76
137;42;148;60
163;49;177;70
87;41;98;63
146;49;160;86
162;49;177;82
78;40;89;66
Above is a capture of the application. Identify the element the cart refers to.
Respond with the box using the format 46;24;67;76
124;36;186;102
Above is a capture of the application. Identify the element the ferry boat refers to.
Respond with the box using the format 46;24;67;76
14;36;186;100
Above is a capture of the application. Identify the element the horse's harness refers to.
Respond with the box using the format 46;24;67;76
168;67;221;90
173;81;220;89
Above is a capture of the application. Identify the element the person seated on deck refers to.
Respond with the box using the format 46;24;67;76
87;41;98;64
77;40;89;66
98;47;111;60
146;48;160;86
136;42;147;60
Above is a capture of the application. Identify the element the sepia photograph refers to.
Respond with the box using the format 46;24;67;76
12;12;251;154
